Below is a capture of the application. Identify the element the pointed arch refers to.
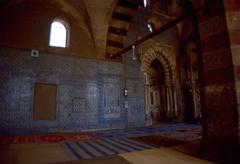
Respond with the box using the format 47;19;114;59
140;43;177;85
141;42;179;123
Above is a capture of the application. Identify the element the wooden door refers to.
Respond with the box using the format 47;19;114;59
33;83;57;120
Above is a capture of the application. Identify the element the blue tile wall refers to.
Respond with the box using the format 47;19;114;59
0;5;179;136
97;74;125;129
0;48;146;136
123;53;146;128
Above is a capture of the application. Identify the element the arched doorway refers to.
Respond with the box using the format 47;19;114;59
140;42;203;126
147;58;167;124
140;43;178;126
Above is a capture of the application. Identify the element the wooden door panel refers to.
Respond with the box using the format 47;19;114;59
33;83;57;120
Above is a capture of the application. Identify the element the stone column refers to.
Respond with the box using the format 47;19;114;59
144;84;152;126
196;0;239;162
172;86;178;117
168;85;174;118
165;86;171;117
224;0;240;143
191;83;201;119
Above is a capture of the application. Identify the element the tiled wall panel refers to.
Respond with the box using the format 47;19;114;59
124;53;146;128
0;48;145;135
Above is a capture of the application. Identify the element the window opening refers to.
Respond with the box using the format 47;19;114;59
49;21;68;48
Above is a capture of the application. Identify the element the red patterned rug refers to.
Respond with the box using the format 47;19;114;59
0;134;98;144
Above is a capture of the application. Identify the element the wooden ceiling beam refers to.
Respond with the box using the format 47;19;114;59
110;12;193;59
107;40;124;48
108;26;128;36
117;0;138;9
112;12;132;22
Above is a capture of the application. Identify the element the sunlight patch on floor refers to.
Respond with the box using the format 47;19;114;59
119;148;213;164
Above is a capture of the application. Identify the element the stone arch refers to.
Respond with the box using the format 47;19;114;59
140;42;179;124
140;42;177;86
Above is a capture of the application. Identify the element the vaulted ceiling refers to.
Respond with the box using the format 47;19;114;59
0;0;183;59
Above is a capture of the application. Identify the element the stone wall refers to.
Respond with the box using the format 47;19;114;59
224;0;240;142
0;48;146;135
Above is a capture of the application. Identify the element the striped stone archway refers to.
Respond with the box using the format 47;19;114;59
139;42;178;124
140;42;177;86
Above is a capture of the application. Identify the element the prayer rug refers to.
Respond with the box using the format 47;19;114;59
0;134;98;144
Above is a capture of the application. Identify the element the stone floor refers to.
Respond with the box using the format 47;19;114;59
0;142;213;164
0;124;214;164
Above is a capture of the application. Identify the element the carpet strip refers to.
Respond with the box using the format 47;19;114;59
61;138;154;160
0;134;98;144
95;123;200;138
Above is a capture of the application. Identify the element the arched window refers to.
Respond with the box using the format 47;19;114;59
49;20;69;48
